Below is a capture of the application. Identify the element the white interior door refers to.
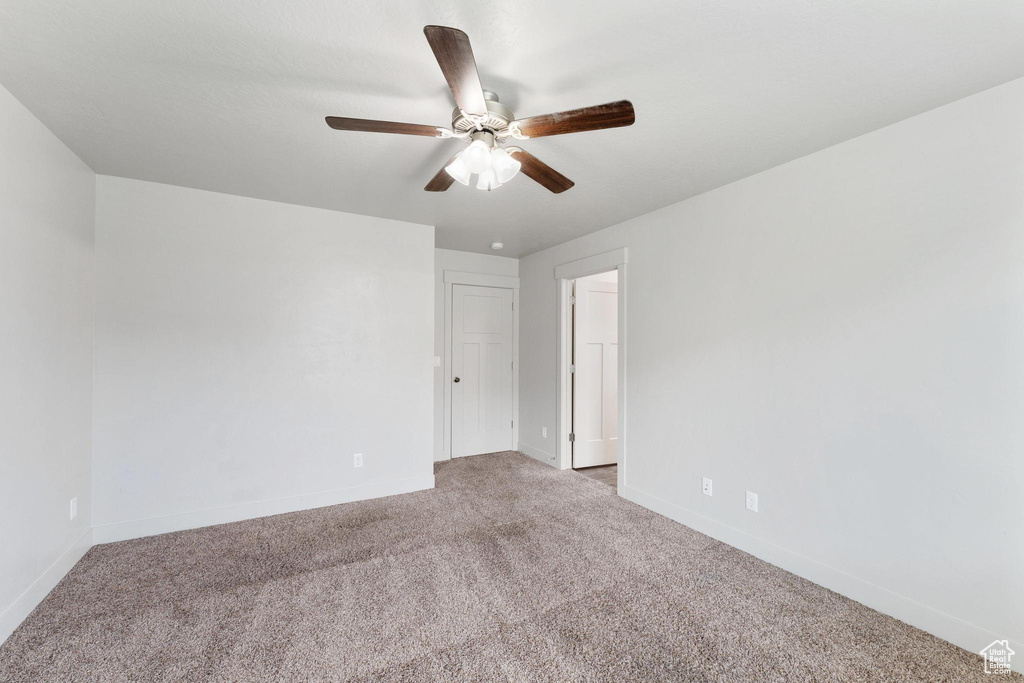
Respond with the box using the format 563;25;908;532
573;275;618;467
452;284;514;458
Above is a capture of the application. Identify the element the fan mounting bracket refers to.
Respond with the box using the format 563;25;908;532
451;90;514;134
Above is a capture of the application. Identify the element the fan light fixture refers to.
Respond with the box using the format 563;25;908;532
445;156;471;186
444;132;521;191
462;139;493;174
475;167;500;191
491;148;521;183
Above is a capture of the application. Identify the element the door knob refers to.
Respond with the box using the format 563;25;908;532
453;377;460;383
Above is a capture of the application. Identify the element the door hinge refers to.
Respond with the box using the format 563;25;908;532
569;295;576;305
569;433;575;442
511;420;514;428
569;364;575;374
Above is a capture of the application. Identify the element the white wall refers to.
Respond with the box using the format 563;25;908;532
0;84;95;642
433;248;518;460
519;79;1024;657
92;177;435;541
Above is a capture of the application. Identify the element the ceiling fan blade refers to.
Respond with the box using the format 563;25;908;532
325;116;442;137
513;100;635;138
425;153;462;192
508;149;575;193
423;26;488;117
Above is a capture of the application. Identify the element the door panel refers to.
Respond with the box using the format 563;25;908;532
485;342;502;432
573;277;618;467
462;342;480;431
581;342;604;441
452;285;514;458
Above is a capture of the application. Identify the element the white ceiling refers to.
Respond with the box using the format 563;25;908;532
2;1;1023;257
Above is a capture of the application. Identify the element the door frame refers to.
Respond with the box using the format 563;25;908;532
442;270;520;461
554;249;628;490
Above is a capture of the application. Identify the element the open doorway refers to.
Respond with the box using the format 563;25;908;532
554;247;628;492
570;269;618;475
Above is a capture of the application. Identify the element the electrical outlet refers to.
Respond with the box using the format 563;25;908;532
433;356;441;367
702;478;713;496
69;497;78;520
353;453;363;468
745;491;758;512
542;427;547;439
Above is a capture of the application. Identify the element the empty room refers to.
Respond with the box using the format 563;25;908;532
1;1;1022;680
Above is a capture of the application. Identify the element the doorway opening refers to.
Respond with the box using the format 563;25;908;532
554;248;627;491
569;270;618;474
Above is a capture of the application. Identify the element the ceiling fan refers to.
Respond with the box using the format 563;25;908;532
325;25;635;194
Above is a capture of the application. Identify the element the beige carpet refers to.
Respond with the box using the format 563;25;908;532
0;452;1008;681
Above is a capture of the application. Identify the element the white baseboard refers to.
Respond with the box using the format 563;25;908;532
0;528;93;647
619;484;1021;672
93;474;435;544
517;442;557;466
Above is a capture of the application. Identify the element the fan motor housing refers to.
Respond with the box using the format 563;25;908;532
451;90;513;134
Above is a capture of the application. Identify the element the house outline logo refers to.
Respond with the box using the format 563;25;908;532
980;640;1015;675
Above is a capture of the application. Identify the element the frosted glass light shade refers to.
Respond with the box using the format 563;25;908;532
475;167;501;191
445;155;471;185
490;147;521;183
462;139;492;174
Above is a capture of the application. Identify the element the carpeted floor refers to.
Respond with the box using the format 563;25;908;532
0;452;1008;681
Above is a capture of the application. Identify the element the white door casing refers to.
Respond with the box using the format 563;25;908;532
452;284;514;458
573;277;618;468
